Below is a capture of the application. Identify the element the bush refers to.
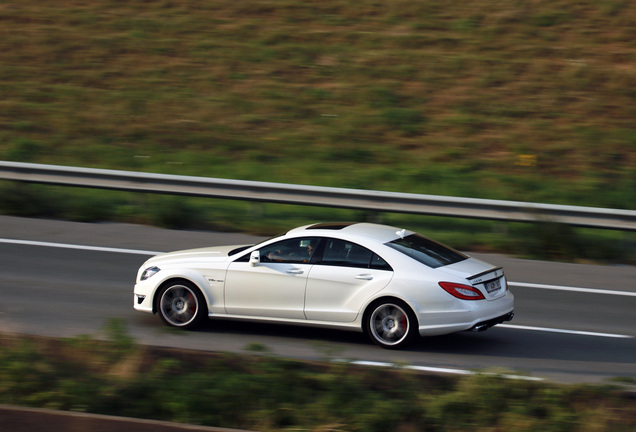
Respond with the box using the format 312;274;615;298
1;328;636;432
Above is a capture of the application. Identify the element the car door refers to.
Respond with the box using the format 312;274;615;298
224;237;320;320
304;238;394;323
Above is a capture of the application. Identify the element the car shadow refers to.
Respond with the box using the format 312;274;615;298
196;318;369;346
135;316;636;367
409;327;636;364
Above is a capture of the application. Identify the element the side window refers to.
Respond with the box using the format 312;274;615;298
322;239;392;271
370;254;392;271
259;238;320;264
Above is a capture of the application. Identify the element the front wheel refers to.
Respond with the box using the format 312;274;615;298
156;281;206;329
364;300;418;349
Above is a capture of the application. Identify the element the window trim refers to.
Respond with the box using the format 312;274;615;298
316;237;393;271
234;237;324;264
233;236;394;271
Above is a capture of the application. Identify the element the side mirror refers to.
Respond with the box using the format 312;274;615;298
249;250;260;266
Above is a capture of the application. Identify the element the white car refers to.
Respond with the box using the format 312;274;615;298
134;222;514;348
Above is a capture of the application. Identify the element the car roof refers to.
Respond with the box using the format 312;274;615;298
287;222;411;244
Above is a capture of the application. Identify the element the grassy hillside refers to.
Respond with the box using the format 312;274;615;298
1;0;635;259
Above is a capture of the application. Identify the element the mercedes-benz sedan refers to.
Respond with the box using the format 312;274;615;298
134;222;514;348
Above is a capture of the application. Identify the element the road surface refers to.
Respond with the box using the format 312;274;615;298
1;215;635;384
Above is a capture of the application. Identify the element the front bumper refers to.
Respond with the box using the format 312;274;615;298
133;280;154;313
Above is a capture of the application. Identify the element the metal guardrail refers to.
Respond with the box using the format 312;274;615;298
0;404;248;432
1;161;635;231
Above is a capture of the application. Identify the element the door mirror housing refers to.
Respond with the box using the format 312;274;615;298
249;250;260;266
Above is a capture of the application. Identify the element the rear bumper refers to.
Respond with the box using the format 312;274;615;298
416;290;515;336
469;311;514;332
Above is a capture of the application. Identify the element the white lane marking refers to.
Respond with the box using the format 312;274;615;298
2;238;635;336
5;238;635;295
499;324;632;339
0;238;161;256
342;360;543;381
509;282;636;297
8;239;634;297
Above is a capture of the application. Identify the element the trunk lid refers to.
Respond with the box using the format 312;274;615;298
438;257;507;300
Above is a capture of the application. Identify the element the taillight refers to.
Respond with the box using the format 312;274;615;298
439;282;485;300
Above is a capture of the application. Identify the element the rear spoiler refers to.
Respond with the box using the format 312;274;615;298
467;267;504;285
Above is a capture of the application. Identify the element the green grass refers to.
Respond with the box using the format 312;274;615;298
1;0;636;262
1;323;636;432
1;181;635;264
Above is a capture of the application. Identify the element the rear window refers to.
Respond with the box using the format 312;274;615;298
386;234;468;269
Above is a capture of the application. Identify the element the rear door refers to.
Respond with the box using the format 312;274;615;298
304;238;393;322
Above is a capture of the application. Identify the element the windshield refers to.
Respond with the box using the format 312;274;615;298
386;234;468;268
229;245;253;256
228;231;287;257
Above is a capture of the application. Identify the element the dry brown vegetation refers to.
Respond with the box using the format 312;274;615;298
1;0;635;259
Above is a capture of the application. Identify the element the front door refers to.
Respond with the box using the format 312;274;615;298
224;237;320;319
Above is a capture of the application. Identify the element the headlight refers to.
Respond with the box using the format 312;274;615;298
140;266;161;281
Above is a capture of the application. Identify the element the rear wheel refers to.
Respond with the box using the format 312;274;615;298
364;299;417;349
156;281;206;329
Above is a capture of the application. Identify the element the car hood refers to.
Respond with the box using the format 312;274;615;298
437;256;502;282
145;244;251;266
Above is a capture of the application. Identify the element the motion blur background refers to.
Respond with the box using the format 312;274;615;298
2;3;636;431
1;0;635;261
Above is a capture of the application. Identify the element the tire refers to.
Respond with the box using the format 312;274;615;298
156;280;207;329
364;299;418;349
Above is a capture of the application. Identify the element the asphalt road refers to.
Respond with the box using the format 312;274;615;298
1;215;635;384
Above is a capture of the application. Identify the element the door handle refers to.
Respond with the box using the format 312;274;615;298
355;274;373;280
286;269;304;274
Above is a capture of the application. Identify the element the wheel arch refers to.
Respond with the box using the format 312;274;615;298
361;295;419;331
152;276;209;315
361;295;420;348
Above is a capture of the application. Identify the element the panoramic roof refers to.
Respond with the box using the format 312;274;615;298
293;222;411;243
305;222;355;230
